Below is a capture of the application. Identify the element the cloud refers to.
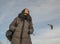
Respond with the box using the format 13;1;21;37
29;0;60;24
32;38;60;44
0;0;60;44
31;26;60;44
0;40;7;44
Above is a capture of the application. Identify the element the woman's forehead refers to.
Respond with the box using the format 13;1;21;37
25;8;29;11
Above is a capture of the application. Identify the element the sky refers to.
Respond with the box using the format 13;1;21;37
0;0;60;44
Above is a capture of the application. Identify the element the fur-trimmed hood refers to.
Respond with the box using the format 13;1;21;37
18;9;32;22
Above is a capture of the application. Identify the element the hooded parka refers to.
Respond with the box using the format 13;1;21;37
9;12;34;44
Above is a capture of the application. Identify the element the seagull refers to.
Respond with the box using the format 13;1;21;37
48;24;53;30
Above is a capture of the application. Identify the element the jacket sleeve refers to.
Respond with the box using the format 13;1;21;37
28;19;34;34
9;17;18;32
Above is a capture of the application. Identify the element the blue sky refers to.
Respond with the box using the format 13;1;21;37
0;0;60;44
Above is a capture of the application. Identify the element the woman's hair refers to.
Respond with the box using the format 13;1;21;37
21;8;29;14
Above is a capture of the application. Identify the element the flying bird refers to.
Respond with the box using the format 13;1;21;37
48;24;53;30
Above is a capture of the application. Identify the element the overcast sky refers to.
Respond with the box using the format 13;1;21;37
0;0;60;44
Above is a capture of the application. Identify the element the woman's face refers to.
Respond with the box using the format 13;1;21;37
24;9;29;16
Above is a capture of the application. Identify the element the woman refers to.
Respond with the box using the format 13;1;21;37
9;8;34;44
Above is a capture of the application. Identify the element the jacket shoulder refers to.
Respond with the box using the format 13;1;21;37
14;17;22;23
14;17;20;20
